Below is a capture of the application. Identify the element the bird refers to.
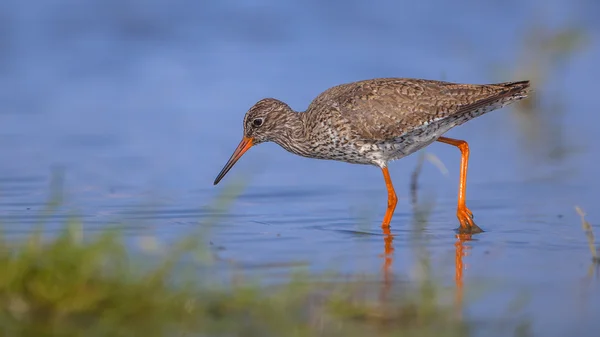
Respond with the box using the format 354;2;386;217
213;77;531;233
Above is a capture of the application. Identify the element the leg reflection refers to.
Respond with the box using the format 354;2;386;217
455;233;473;315
380;226;394;302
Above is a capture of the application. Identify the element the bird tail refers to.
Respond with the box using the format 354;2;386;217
497;80;531;100
451;80;532;120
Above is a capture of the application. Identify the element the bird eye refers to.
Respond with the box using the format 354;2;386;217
252;118;263;127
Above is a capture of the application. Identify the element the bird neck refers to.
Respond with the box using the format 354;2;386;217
272;111;312;157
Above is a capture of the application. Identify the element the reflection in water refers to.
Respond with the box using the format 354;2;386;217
455;233;473;316
380;226;394;302
377;226;474;319
383;227;394;287
406;150;478;316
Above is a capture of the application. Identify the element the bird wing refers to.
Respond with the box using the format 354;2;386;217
306;78;529;141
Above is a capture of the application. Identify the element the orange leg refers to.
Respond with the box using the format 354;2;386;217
381;167;398;228
436;137;483;233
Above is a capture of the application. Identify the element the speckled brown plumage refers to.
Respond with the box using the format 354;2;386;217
214;77;531;234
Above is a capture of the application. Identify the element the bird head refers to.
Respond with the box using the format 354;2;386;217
213;98;293;185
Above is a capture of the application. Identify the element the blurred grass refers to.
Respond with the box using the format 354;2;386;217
0;176;537;337
493;23;588;170
3;21;576;331
0;203;471;337
575;206;599;264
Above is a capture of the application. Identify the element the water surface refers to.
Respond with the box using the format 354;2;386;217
1;1;599;336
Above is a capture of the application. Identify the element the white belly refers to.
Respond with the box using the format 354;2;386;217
358;117;457;167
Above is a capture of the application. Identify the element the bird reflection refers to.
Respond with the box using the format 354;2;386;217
454;233;473;314
383;227;394;288
381;226;394;301
378;227;475;313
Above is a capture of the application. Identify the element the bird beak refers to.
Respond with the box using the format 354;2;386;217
213;136;254;185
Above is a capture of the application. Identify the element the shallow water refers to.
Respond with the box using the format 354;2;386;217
1;0;600;336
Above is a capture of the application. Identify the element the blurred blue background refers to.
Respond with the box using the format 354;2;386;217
1;1;599;335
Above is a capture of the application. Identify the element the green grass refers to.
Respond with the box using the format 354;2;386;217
0;165;542;337
0;176;483;337
0;218;478;337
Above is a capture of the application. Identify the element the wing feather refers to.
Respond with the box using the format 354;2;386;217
306;78;529;141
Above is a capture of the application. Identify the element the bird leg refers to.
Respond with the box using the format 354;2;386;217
381;167;398;228
436;137;483;234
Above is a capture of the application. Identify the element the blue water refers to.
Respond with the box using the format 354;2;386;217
1;0;599;336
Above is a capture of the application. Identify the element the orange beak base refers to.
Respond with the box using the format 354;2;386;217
213;136;254;185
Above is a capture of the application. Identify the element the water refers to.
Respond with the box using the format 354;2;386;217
1;0;599;335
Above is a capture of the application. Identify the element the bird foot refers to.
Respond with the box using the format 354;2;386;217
456;206;484;234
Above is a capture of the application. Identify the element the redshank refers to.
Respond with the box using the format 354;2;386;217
213;78;530;233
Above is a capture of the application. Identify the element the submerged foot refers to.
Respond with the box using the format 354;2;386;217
456;206;484;234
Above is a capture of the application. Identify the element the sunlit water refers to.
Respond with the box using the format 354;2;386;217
1;0;599;336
